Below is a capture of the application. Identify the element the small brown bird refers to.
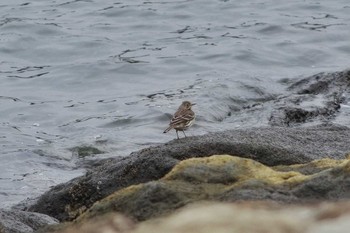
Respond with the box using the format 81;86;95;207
163;101;196;139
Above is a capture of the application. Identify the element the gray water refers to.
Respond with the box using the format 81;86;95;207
1;0;350;208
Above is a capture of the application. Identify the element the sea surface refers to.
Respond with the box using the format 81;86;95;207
1;0;350;208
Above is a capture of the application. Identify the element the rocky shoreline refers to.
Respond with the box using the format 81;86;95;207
2;69;350;233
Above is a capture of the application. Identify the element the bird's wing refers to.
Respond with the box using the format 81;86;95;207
170;111;195;126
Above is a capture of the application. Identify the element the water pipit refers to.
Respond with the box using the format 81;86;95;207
163;101;196;139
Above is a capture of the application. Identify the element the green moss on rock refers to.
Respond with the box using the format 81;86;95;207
70;146;104;158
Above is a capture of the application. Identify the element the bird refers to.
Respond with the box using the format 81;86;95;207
163;101;196;139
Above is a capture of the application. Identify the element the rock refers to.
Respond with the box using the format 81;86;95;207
269;69;350;126
27;153;177;221
77;155;300;221
134;201;350;233
292;160;350;201
133;202;311;233
79;155;350;222
44;201;350;233
0;209;58;233
27;125;350;221
273;158;346;175
36;213;134;233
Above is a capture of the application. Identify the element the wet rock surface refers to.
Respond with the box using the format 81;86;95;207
0;209;58;233
269;70;350;126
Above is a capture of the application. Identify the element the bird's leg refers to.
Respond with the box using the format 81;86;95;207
176;130;179;139
182;130;187;138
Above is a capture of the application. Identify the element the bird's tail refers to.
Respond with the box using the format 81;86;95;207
163;126;173;133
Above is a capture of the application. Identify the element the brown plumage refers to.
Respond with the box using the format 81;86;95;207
163;101;196;139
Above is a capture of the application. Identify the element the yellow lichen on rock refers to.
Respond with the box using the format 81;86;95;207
342;160;350;173
163;155;306;186
78;185;144;221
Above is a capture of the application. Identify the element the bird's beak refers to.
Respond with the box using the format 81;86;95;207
191;103;196;106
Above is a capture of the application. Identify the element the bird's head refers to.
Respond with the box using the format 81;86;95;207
181;101;195;110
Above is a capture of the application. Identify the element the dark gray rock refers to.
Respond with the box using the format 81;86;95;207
27;151;178;221
217;186;299;203
269;69;350;126
26;124;350;221
0;209;57;233
293;162;350;201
